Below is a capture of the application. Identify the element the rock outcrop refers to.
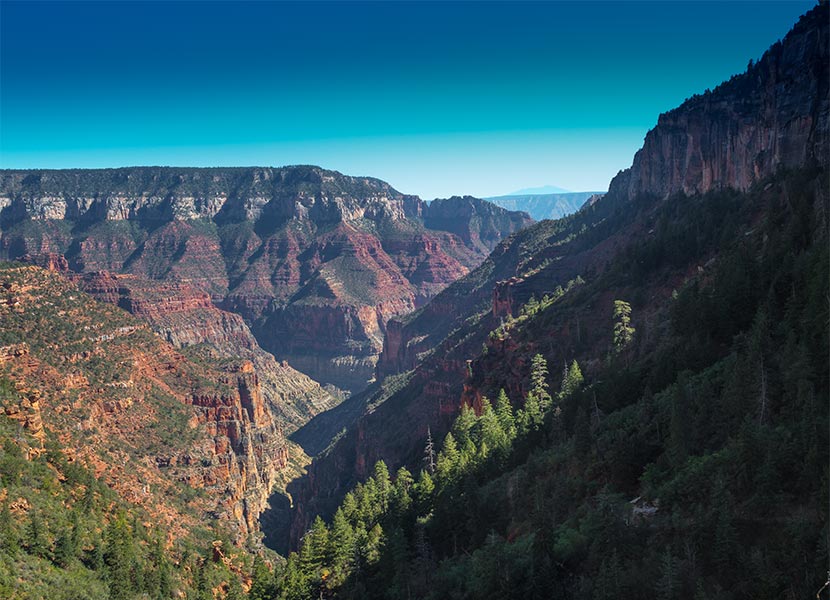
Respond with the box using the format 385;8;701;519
286;3;830;548
0;265;296;542
606;6;828;204
75;271;339;429
0;166;532;392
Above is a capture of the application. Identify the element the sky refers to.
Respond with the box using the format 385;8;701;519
0;1;814;199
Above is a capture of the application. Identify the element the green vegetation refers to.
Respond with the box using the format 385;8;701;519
612;299;634;352
248;168;828;599
0;407;250;599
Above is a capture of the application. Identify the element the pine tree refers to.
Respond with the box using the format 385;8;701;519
301;516;330;583
25;509;48;559
362;523;384;565
613;300;635;352
561;360;584;399
341;491;358;522
54;530;76;568
391;467;414;516
436;432;460;484
529;354;552;409
329;508;355;585
452;403;477;447
104;516;137;600
423;428;436;475
478;396;507;454
495;389;516;441
0;503;18;557
415;470;434;514
249;555;275;600
373;460;391;512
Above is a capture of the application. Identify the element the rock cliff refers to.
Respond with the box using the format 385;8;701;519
606;6;828;204
0;264;295;542
0;166;532;392
287;3;830;548
75;271;340;429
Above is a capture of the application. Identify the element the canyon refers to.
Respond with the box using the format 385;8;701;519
0;264;292;543
284;2;830;548
0;167;531;393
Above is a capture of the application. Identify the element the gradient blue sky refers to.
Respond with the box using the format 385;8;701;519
0;1;814;199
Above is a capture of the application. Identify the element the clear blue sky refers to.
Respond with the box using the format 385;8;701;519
0;1;813;199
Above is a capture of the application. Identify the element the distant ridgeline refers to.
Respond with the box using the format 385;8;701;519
0;166;532;394
485;191;605;221
275;4;829;599
0;2;825;599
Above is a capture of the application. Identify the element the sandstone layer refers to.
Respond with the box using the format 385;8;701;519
0;167;532;392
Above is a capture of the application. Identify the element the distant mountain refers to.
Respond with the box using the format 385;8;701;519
485;191;605;221
0;166;532;393
507;184;570;195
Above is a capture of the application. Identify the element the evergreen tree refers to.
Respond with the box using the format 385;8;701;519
373;460;391;512
529;354;552;409
478;396;507;454
249;555;275;600
613;300;636;352
301;516;330;587
25;509;48;559
452;403;478;447
391;467;414;516
329;508;355;583
436;433;460;484
362;523;384;565
495;389;517;441
0;502;18;557
561;360;584;399
415;470;435;514
104;516;137;600
423;427;436;475
54;529;76;568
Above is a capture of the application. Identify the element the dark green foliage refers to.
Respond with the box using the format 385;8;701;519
0;410;249;598
274;168;829;599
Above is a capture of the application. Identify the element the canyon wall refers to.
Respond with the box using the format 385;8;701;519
0;166;532;392
0;264;298;543
288;3;830;548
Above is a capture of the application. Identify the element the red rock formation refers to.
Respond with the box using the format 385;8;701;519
75;271;340;429
492;277;523;318
0;264;306;543
0;167;532;392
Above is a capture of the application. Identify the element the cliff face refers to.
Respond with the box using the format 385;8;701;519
288;4;830;547
379;4;829;383
0;264;295;542
607;7;828;204
75;271;340;429
0;166;532;392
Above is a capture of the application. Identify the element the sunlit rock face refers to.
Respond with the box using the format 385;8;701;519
0;165;532;392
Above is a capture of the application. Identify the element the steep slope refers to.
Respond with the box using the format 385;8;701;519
0;167;532;392
0;264;292;544
285;1;829;563
485;191;603;221
73;270;340;430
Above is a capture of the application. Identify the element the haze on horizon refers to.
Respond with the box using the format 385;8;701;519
0;0;813;200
